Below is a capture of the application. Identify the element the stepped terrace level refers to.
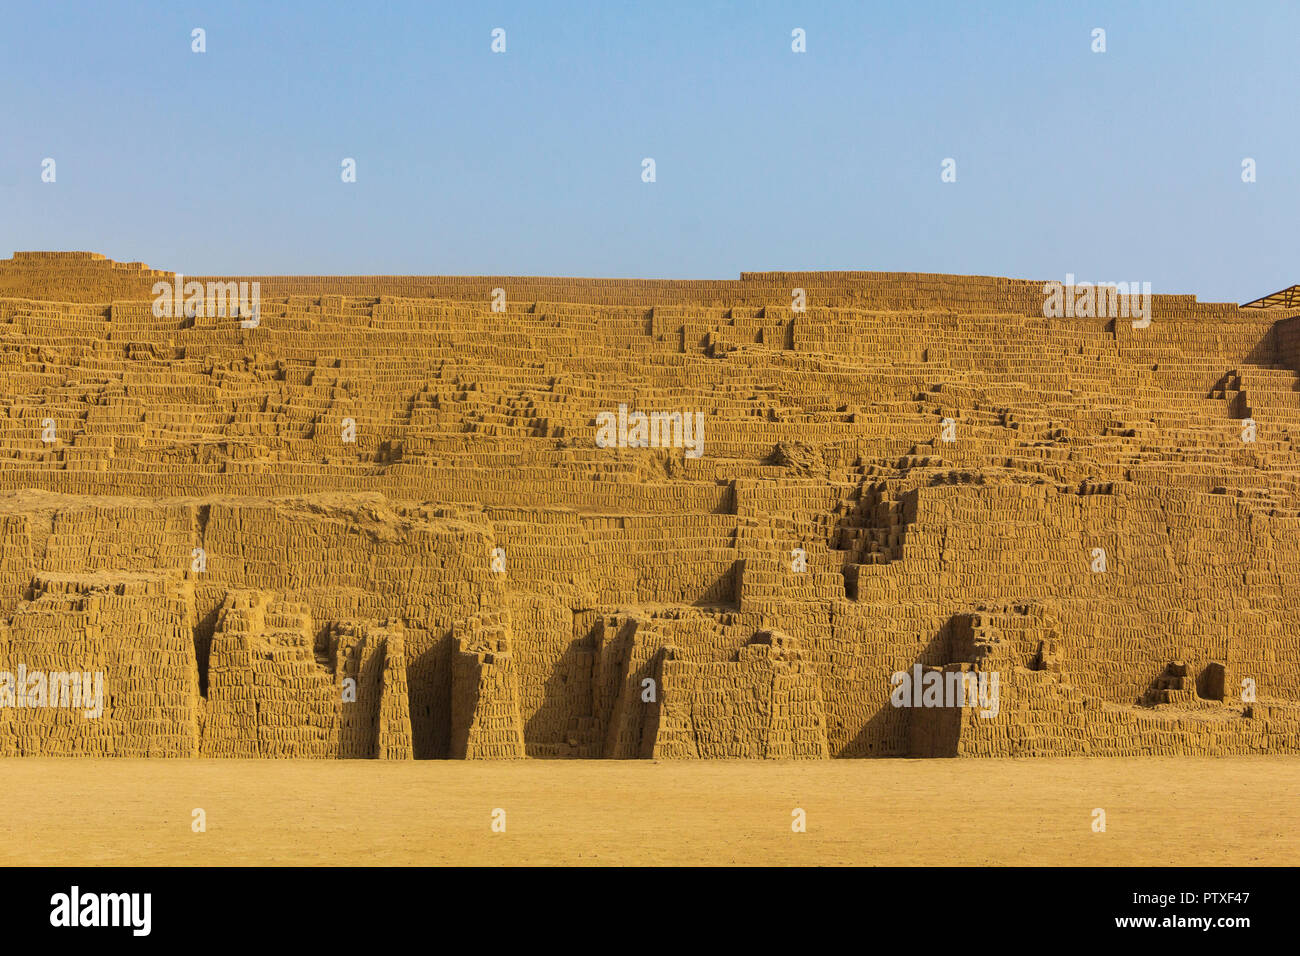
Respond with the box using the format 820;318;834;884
0;251;1298;759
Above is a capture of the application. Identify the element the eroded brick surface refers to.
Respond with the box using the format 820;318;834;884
1;251;1297;758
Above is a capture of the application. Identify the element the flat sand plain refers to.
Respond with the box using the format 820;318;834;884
1;757;1295;866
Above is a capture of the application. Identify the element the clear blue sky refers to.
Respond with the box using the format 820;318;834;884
1;0;1295;302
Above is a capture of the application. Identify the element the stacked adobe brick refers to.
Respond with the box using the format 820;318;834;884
0;252;1297;758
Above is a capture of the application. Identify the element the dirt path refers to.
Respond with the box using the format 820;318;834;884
1;757;1294;866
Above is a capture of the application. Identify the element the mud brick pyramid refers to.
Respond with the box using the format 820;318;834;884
2;250;1299;758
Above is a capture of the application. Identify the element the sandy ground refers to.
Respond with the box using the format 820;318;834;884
0;757;1295;866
